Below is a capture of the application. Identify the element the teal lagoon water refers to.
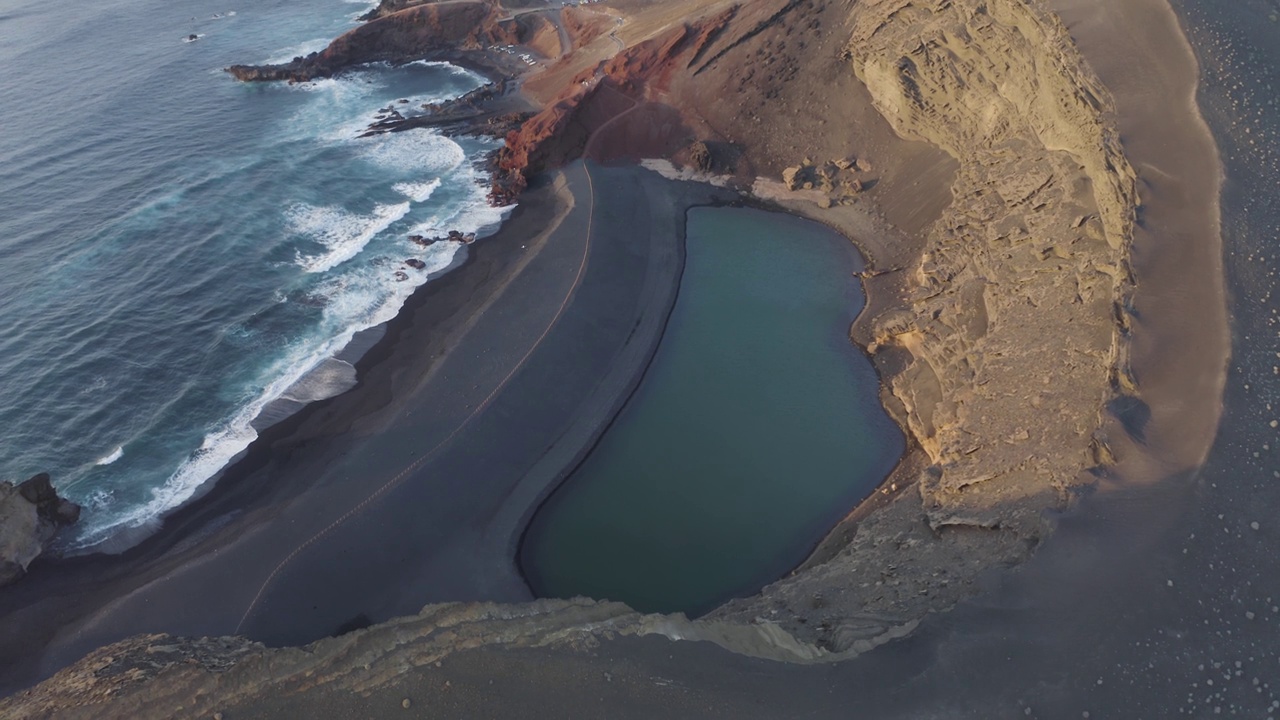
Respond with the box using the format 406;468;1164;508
521;207;904;615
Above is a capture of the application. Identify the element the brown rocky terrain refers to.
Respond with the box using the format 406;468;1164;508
1;0;1152;712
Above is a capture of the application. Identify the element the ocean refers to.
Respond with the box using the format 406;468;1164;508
0;0;507;552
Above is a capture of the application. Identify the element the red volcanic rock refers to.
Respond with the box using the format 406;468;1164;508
489;16;730;204
600;25;691;92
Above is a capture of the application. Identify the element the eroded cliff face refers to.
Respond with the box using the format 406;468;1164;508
851;0;1137;526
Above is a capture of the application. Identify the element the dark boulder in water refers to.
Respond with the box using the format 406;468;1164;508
405;258;427;270
0;473;81;588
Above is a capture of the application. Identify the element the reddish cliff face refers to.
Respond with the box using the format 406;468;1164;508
227;2;518;83
490;15;735;202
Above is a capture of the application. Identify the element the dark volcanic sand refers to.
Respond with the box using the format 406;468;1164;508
0;162;732;692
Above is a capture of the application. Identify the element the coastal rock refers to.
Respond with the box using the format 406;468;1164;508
225;2;521;83
782;164;808;190
0;473;81;587
686;140;713;173
404;258;427;270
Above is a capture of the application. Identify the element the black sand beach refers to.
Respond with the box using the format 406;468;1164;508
0;161;732;691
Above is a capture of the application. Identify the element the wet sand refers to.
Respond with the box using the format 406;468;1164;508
0;162;731;692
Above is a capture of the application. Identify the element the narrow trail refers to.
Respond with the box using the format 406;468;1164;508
235;166;600;634
582;84;641;159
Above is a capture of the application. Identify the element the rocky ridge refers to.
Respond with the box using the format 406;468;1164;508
0;599;914;718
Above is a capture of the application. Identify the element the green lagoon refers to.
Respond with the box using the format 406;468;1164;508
520;207;903;615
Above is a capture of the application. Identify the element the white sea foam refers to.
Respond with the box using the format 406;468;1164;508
290;201;411;273
282;357;357;403
94;446;124;465
407;193;511;241
357;130;467;174
406;60;488;86
85;488;114;512
263;37;331;65
392;178;442;202
98;350;328;544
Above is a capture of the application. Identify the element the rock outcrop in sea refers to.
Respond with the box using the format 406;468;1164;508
225;2;521;83
0;473;81;587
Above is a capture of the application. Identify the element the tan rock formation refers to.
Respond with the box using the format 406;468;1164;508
708;0;1138;648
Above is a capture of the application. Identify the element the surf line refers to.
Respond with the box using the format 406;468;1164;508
236;165;600;633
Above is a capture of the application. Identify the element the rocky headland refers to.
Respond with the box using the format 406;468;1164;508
3;0;1166;713
226;1;523;83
